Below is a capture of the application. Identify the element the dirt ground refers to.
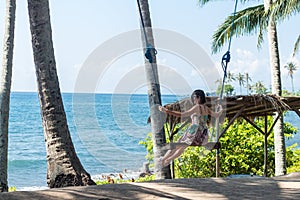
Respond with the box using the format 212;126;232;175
0;174;300;200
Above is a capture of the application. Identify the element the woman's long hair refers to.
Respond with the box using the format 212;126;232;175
191;89;206;104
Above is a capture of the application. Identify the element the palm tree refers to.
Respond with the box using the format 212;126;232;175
198;0;287;176
137;0;170;179
253;81;267;94
27;0;95;187
284;62;298;93
236;73;245;94
225;71;236;84
0;0;16;192
245;73;252;95
267;0;299;56
265;0;286;177
268;0;299;21
267;2;299;169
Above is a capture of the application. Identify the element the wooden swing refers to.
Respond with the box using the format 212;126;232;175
159;94;300;177
136;0;300;178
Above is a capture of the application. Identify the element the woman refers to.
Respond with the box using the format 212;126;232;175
158;89;223;167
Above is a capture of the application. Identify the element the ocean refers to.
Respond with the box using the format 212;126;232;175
8;92;179;190
7;92;300;190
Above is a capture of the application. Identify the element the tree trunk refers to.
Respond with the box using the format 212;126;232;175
0;0;16;192
27;0;95;188
138;0;171;179
291;76;294;93
264;0;286;176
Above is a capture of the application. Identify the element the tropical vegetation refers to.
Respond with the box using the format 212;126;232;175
0;0;299;192
140;116;300;178
199;0;299;176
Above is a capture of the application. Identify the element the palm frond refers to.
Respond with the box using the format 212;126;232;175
197;0;214;6
211;4;266;54
257;23;264;49
197;0;254;9
268;0;300;23
198;0;251;6
293;35;300;57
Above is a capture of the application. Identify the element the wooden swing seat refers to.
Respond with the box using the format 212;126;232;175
161;142;220;151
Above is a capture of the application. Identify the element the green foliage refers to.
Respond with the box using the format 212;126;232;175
140;117;299;178
252;81;268;94
219;119;270;176
287;148;300;173
216;84;235;96
94;174;155;185
282;89;300;97
139;132;154;162
8;186;16;192
174;147;216;178
134;174;155;182
95;178;132;185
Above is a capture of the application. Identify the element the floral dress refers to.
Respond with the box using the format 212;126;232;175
178;113;209;146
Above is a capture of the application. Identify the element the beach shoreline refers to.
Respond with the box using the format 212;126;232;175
15;169;148;191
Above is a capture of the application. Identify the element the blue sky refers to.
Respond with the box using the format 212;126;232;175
0;0;299;95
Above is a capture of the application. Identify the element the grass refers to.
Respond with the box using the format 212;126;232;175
94;174;155;185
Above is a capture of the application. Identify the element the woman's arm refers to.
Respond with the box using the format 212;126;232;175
159;105;198;118
207;105;223;118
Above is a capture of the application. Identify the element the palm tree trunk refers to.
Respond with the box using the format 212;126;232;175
291;75;294;93
0;0;16;192
138;0;171;179
27;0;95;187
265;0;286;176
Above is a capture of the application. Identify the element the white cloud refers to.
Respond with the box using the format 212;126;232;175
231;48;270;83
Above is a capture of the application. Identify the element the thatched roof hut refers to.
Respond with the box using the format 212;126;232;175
157;94;300;177
161;94;300;125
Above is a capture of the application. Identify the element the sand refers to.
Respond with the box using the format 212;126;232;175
0;175;300;200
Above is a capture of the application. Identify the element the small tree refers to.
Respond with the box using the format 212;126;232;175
284;62;298;94
236;73;246;95
245;73;252;95
253;81;268;94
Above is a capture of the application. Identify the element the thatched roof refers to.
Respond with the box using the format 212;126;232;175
162;94;300;124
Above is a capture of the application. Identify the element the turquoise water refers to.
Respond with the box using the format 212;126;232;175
8;92;179;189
7;92;300;189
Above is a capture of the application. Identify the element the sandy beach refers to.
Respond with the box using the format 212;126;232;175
0;174;299;200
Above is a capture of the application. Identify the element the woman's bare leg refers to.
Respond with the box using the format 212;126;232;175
162;149;174;160
162;145;187;166
202;134;209;146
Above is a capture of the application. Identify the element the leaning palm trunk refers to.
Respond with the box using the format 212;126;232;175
27;0;95;187
265;0;286;176
138;0;171;179
0;0;16;192
291;75;294;93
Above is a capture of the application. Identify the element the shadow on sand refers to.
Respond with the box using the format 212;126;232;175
0;177;299;200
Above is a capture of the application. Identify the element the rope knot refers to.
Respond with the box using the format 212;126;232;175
145;44;157;63
222;51;231;64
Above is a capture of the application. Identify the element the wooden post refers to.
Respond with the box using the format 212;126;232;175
216;148;220;177
215;115;220;178
263;115;268;177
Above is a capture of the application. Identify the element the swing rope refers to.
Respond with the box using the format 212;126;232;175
136;0;161;106
214;0;239;177
216;0;239;142
136;0;158;65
